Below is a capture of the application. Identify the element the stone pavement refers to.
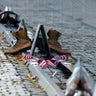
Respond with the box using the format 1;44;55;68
0;32;48;96
0;50;30;96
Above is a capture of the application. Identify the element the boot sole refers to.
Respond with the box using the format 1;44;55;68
4;43;32;54
49;47;71;55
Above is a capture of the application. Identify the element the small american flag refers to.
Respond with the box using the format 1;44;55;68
38;55;68;68
51;55;68;62
24;54;39;61
39;59;47;68
46;59;57;68
38;58;57;68
24;54;31;60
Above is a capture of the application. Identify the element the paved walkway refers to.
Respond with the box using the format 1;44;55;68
0;50;30;96
0;31;48;96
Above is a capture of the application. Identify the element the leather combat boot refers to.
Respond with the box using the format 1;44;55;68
4;29;31;54
47;29;71;55
11;31;19;39
11;31;19;40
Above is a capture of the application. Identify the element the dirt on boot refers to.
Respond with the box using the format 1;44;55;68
4;29;32;54
47;29;71;56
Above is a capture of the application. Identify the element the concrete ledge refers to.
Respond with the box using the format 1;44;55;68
83;17;96;28
28;61;64;96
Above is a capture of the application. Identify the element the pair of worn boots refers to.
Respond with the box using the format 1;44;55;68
4;29;71;56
